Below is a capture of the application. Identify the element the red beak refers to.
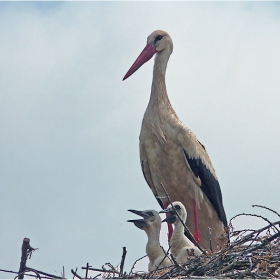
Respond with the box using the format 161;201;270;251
123;43;157;81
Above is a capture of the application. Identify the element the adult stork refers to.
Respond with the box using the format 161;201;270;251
123;30;228;251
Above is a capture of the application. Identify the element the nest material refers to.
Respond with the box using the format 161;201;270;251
98;211;280;279
1;206;279;279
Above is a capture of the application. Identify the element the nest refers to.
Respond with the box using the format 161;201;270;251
94;205;280;279
1;205;279;279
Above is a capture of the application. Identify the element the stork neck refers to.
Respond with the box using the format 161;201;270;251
171;220;195;249
149;51;171;108
146;230;163;261
173;220;185;236
146;227;161;246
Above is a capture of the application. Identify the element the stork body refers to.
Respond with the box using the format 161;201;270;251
123;30;227;251
161;202;202;262
127;209;172;271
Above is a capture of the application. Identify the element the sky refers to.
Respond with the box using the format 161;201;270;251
1;1;280;278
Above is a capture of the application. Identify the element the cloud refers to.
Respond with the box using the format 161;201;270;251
1;2;280;277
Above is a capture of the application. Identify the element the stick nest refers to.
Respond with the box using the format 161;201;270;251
1;205;279;279
98;206;280;279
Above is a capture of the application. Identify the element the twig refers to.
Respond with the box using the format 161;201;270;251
72;268;78;279
71;269;82;279
170;253;188;273
119;247;127;277
27;267;63;279
231;213;280;234
83;262;91;278
22;268;41;279
83;267;120;275
252;204;280;218
104;263;119;276
208;227;213;253
129;255;147;275
149;245;172;277
227;220;280;252
18;238;37;280
242;231;280;255
0;269;51;279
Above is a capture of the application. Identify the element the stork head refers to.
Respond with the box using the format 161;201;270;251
160;201;187;224
127;209;162;232
123;30;173;80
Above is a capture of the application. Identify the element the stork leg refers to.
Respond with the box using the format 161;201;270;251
164;201;173;241
193;199;200;243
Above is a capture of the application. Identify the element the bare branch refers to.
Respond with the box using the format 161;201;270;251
27;267;63;279
119;247;127;277
71;269;82;279
129;255;147;275
72;268;78;279
18;238;37;280
252;204;280;218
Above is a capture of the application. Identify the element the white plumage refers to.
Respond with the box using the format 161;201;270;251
127;209;172;271
161;201;202;263
123;30;228;250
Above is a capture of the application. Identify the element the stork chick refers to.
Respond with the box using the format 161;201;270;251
160;202;202;263
127;209;172;271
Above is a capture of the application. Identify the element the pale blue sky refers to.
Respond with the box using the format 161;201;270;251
1;2;280;278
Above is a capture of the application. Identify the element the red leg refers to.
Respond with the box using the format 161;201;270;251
193;199;200;243
164;201;173;242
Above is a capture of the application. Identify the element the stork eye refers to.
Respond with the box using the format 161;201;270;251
154;35;163;43
175;205;181;210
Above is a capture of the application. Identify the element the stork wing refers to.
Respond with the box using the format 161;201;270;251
179;129;228;227
140;147;164;209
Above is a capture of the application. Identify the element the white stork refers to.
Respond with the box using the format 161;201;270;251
123;30;228;251
160;201;202;262
127;209;172;271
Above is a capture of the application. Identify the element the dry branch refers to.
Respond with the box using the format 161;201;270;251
71;269;82;279
119;247;127;277
18;237;36;279
25;267;63;279
0;269;52;279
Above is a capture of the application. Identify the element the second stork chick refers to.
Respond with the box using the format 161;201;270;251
127;209;172;271
160;202;202;263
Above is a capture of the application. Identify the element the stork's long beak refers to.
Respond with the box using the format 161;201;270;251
159;208;174;214
123;43;157;81
127;219;147;229
162;214;177;224
127;209;149;229
128;209;150;219
159;208;177;224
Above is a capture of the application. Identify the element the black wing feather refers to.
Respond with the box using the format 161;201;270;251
183;149;227;227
